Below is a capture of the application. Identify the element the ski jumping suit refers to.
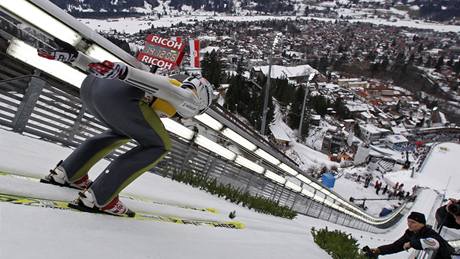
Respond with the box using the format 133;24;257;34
60;52;205;207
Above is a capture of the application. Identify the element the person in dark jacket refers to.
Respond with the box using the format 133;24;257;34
367;212;454;259
436;198;460;230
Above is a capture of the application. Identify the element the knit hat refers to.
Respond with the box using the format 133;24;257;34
408;211;426;224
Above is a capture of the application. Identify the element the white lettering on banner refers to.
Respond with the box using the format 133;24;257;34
151;35;183;50
140;55;173;70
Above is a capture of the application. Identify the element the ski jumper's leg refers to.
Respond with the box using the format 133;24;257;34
60;76;130;182
62;130;129;182
77;76;172;207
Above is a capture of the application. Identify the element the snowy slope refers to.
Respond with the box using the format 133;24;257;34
0;129;330;259
1;129;458;259
408;143;460;198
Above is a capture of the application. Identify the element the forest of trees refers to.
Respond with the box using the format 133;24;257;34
52;0;460;21
51;0;159;18
415;0;460;21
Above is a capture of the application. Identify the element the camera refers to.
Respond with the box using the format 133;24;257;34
447;202;460;216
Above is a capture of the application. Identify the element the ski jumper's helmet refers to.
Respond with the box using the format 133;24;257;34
181;74;214;114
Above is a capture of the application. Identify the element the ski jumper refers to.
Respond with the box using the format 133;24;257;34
60;52;203;207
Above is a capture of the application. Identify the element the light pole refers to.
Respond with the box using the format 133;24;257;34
298;72;316;141
260;56;272;135
261;33;282;135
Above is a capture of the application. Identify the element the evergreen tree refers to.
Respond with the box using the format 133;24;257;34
353;123;362;139
380;55;389;71
309;95;329;116
370;62;379;77
272;78;293;105
435;55;444;70
318;56;329;73
417;43;424;53
287;86;304;130
408;53;415;65
366;50;377;61
224;59;245;112
225;59;273;132
446;57;454;67
454;60;460;74
304;6;309;16
333;97;350;120
201;50;223;88
416;56;424;66
392;52;405;72
425;56;433;67
106;36;132;54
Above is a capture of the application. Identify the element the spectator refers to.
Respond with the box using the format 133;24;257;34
376;181;382;195
405;191;411;200
412;185;419;194
388;190;394;198
365;212;454;259
382;184;388;195
398;190;405;200
435;198;460;230
364;175;372;188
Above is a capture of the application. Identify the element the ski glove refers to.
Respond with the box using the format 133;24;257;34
37;38;79;63
37;49;78;63
88;60;128;80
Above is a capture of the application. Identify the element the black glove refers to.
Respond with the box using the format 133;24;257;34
37;38;78;63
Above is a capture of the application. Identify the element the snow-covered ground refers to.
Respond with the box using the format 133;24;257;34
269;102;339;171
79;14;460;34
0;129;330;259
333;172;403;217
405;143;460;199
1;126;459;258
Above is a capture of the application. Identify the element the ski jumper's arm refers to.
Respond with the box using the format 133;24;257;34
70;51;102;72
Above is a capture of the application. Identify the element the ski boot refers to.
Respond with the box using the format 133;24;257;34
69;190;135;217
40;160;92;190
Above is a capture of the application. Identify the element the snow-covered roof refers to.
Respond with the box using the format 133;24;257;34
311;114;321;120
337;78;360;83
200;46;220;54
361;124;391;134
386;134;408;144
252;65;318;80
345;102;368;112
360;111;373;119
269;124;291;142
391;126;408;135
